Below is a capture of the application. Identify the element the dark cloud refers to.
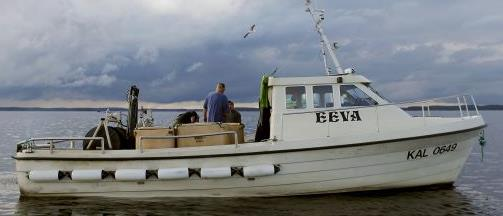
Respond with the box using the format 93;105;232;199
0;0;502;105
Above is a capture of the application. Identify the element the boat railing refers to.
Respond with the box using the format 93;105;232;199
395;94;480;118
138;131;239;153
16;137;106;154
16;131;240;154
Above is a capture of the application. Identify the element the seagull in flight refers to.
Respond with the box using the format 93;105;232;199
243;24;256;38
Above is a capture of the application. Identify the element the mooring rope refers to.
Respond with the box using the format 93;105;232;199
479;130;487;162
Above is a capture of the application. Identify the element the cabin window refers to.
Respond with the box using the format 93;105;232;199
285;86;306;109
340;85;378;107
313;85;334;108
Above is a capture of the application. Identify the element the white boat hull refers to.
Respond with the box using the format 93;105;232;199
15;127;481;197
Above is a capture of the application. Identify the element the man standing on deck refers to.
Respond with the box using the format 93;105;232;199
203;83;229;122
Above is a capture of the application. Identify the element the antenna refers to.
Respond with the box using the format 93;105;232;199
305;0;343;75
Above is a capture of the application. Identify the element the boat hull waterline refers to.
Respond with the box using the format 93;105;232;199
15;127;482;197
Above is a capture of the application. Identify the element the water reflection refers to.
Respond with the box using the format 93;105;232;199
15;187;491;216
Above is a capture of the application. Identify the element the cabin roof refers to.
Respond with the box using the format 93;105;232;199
268;74;371;86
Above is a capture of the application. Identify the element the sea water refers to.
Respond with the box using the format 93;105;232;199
0;111;501;215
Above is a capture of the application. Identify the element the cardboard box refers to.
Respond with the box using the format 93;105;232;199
176;123;245;148
134;127;176;149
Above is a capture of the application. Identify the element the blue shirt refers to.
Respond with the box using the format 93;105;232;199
203;92;229;122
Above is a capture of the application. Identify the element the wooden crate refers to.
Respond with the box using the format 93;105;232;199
134;127;176;149
176;123;244;148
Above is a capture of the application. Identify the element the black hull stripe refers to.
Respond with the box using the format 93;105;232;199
13;125;486;161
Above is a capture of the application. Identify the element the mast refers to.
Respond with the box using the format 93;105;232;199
305;0;343;75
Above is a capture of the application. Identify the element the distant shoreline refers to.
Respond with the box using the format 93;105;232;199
0;107;260;112
0;105;502;111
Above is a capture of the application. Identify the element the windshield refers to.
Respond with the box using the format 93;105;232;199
364;83;390;103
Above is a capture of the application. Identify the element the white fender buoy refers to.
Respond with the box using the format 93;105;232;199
29;170;61;182
158;168;189;180
200;167;231;179
72;169;103;181
243;165;276;177
115;169;146;181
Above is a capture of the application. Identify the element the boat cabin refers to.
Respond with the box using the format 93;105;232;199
266;72;404;141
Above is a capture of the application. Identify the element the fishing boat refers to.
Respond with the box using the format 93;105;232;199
13;1;486;197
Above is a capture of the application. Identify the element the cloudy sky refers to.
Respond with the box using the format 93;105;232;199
0;0;502;108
